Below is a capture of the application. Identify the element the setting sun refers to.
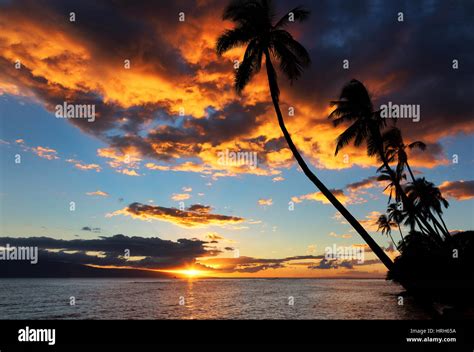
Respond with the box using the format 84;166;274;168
159;268;207;278
179;269;202;278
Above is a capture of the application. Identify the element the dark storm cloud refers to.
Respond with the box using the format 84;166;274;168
146;102;268;147
280;0;474;141
346;176;380;191
18;0;197;79
0;234;219;269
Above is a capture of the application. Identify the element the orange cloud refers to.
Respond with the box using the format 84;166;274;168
66;159;101;172
439;180;474;201
272;176;285;182
329;232;353;239
31;146;59;160
119;169;140;176
358;211;383;232
106;202;244;228
292;189;351;205
13;139;60;160
171;193;191;201
258;198;273;206
204;232;236;244
97;148;141;175
86;190;109;197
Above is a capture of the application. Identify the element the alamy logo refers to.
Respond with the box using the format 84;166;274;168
217;149;258;169
324;244;364;264
18;326;56;345
55;102;95;122
380;102;420;122
0;244;38;264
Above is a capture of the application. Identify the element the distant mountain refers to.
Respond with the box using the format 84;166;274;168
0;260;174;278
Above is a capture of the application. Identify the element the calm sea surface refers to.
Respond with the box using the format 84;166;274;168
0;278;432;319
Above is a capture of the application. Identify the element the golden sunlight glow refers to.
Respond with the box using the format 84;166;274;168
159;268;208;278
180;269;202;278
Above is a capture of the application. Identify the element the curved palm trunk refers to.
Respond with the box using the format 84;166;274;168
263;50;393;271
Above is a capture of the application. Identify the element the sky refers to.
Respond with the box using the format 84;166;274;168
0;0;473;278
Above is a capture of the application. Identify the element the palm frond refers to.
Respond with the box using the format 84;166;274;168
271;30;311;66
271;40;304;82
216;27;253;55
334;120;360;155
234;39;262;93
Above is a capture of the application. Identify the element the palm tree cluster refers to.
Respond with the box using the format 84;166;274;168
329;79;452;251
216;0;455;275
216;0;471;304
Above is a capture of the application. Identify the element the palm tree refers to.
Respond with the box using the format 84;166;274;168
376;214;397;248
387;203;405;243
216;0;393;270
406;178;450;239
382;126;426;182
376;168;405;206
329;79;437;236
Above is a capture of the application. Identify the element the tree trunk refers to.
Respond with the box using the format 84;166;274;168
406;162;417;183
388;232;397;249
263;50;393;271
438;212;450;237
396;221;404;242
430;213;450;239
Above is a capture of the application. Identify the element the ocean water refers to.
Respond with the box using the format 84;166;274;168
0;278;432;319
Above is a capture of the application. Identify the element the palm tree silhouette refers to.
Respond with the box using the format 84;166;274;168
387;203;405;243
376;214;397;248
216;0;393;270
383;128;451;239
376;168;405;206
382;126;426;182
406;177;450;239
377;168;431;236
329;79;437;236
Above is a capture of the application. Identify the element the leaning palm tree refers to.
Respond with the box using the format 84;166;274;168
216;0;393;270
329;79;437;236
376;214;397;248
